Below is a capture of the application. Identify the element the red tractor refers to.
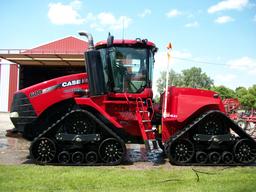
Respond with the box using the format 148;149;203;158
8;33;256;165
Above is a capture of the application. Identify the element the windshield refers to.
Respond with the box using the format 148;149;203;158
103;47;153;93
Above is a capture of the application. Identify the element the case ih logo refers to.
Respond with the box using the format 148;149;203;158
30;78;87;98
61;79;86;88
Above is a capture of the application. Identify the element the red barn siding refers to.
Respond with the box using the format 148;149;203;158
8;64;18;111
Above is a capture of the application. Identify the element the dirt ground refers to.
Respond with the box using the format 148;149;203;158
0;113;30;164
0;112;170;168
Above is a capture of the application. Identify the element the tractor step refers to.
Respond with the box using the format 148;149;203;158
145;139;158;151
145;129;154;132
142;120;151;123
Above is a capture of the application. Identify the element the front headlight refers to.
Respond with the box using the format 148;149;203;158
10;112;19;118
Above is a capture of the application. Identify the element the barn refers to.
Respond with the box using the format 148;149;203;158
0;36;88;112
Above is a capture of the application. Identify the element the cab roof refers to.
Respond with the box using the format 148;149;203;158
95;39;156;49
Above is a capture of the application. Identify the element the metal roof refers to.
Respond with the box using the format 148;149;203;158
0;36;87;66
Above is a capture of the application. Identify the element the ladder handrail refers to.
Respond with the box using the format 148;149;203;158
146;98;154;120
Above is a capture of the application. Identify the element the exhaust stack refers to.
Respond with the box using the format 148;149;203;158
79;32;94;50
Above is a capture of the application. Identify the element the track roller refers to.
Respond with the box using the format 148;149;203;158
208;152;221;164
222;151;233;164
71;151;84;164
85;151;98;165
196;151;208;164
58;151;70;164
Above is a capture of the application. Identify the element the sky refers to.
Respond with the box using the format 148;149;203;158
1;0;256;93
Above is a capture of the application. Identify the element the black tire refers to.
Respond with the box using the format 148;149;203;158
98;138;126;165
30;137;56;164
168;139;195;165
234;139;256;164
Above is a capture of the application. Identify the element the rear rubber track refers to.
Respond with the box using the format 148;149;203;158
166;110;256;166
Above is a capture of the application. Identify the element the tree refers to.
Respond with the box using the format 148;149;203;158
211;85;236;99
156;69;182;93
156;67;214;94
236;85;256;109
248;85;256;108
180;67;214;89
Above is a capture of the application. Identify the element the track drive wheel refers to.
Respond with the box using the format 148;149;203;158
199;112;228;135
98;138;125;165
168;139;195;165
30;137;56;164
64;112;95;134
234;139;256;164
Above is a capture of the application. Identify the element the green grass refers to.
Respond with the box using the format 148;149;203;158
0;165;256;192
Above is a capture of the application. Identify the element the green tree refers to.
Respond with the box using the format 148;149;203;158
236;85;256;108
156;67;214;94
211;85;236;99
180;67;214;89
235;85;256;109
156;69;181;93
248;85;256;97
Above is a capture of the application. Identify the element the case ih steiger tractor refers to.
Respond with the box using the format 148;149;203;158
8;33;256;166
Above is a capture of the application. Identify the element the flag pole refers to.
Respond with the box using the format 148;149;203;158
163;43;172;118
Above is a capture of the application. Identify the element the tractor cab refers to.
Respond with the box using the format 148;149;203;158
95;39;156;95
80;32;157;99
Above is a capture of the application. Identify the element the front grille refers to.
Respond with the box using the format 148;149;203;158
10;92;37;131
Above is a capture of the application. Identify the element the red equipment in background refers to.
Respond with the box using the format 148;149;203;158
238;109;256;138
223;98;240;121
8;32;256;166
223;98;256;137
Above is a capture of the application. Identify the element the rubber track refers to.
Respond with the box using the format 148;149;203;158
30;109;126;166
166;110;256;166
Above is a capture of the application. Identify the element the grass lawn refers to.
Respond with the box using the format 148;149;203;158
0;165;255;192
